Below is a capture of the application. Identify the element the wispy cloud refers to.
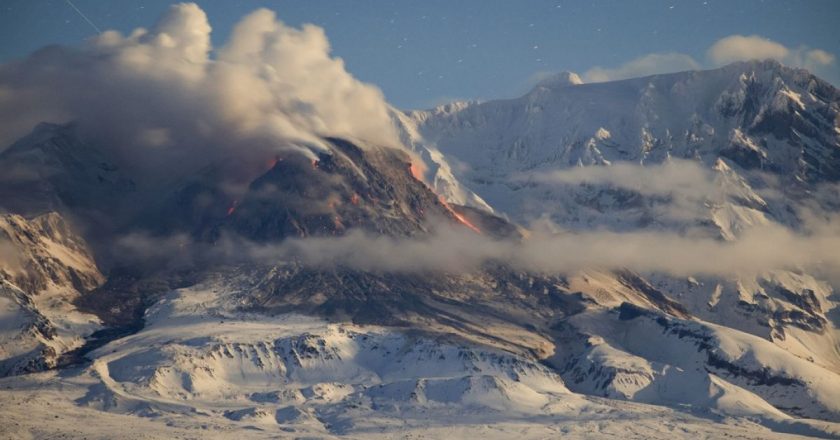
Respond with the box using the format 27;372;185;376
706;35;791;66
578;34;837;84
524;159;715;200
583;53;701;82
708;34;836;73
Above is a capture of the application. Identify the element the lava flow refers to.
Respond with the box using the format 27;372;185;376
409;162;424;181
439;196;482;234
408;161;481;234
226;199;239;216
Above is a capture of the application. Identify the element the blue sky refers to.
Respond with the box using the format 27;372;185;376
2;0;839;108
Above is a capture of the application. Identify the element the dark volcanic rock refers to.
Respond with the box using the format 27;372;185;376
226;138;457;240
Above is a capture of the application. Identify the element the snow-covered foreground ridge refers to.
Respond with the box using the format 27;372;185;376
3;283;840;439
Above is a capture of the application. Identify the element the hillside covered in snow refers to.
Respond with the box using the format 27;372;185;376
2;3;840;439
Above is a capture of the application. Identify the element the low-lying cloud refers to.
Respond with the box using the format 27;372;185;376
524;159;716;200
0;3;399;179
114;215;840;279
516;159;734;222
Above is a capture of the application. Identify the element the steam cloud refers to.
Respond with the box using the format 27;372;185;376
0;3;399;178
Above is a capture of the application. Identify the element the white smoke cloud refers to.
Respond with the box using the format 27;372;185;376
0;3;399;178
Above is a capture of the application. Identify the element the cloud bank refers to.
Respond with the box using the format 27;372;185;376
114;215;840;279
0;3;399;177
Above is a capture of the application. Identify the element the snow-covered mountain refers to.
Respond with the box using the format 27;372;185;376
396;61;840;349
398;60;839;232
5;278;839;439
2;61;840;439
394;60;840;432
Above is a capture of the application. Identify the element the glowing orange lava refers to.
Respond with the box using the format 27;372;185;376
409;162;424;181
226;200;239;216
439;196;481;234
266;156;281;170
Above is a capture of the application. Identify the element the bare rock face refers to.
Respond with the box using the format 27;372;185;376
0;212;104;376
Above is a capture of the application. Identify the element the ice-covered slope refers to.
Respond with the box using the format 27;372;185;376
0;212;104;375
